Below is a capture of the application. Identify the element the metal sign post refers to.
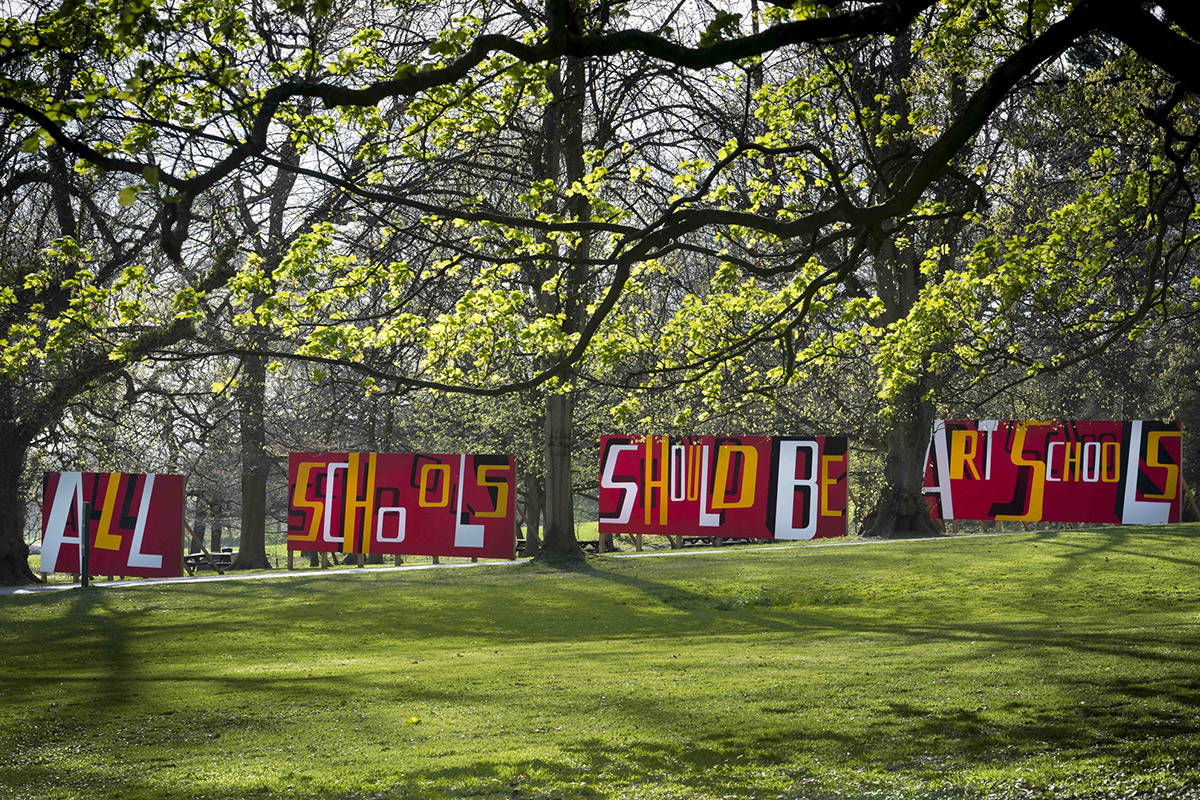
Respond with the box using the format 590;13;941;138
79;501;91;589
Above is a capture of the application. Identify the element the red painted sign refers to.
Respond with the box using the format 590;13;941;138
287;452;516;559
598;435;848;539
40;472;185;578
923;420;1183;524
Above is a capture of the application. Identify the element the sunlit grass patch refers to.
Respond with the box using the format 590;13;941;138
4;525;1200;799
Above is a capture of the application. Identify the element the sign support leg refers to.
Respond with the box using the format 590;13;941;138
79;501;91;589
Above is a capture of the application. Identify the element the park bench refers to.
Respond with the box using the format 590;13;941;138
183;547;236;571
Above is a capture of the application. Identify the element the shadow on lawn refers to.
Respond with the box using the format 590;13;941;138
8;691;1200;800
15;527;1194;652
23;712;1200;800
8;533;1200;692
56;590;135;707
575;555;1200;669
1030;527;1200;578
6;530;1200;799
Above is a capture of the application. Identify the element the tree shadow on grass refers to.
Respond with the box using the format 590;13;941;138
5;638;1200;797
1031;527;1200;575
572;555;1200;668
53;590;134;706
15;710;1196;800
6;536;1200;799
14;551;1198;694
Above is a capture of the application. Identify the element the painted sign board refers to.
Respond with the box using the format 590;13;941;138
40;471;185;578
598;435;848;539
287;452;516;559
922;419;1183;524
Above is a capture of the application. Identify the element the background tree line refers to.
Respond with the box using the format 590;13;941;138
0;0;1197;583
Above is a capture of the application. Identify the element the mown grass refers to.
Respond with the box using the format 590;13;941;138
3;525;1200;800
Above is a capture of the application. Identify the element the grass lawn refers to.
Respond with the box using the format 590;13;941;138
3;525;1200;799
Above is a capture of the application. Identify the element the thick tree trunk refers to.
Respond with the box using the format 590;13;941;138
233;353;271;569
0;426;37;585
539;393;580;558
860;384;942;538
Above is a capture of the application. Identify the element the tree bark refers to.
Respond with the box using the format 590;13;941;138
189;492;208;553
540;392;580;558
523;468;542;557
859;382;942;538
0;422;37;585
210;501;223;553
232;352;271;569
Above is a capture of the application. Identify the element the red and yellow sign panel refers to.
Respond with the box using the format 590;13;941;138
287;452;516;559
923;420;1183;524
40;472;185;578
598;435;848;539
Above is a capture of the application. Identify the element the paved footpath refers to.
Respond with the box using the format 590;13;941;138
0;530;1050;596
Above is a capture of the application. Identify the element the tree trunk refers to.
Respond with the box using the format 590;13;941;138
210;501;223;553
0;425;37;585
859;383;942;538
539;392;580;558
190;492;208;552
523;469;543;557
233;353;271;569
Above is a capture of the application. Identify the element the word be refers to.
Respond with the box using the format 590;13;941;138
599;435;847;539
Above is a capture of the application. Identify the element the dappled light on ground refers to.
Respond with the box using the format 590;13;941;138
2;526;1199;799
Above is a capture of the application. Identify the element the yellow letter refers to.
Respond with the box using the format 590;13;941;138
93;473;124;550
949;430;982;480
290;462;325;542
643;436;669;525
1143;432;1180;500
419;463;452;508
1062;442;1082;483
711;444;758;509
820;455;844;517
1101;441;1120;483
686;444;701;502
475;464;510;518
342;453;377;553
995;424;1046;521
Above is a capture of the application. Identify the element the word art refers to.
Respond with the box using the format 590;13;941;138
287;452;516;559
599;435;848;539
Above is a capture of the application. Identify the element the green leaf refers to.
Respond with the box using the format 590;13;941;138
699;11;742;47
118;186;141;206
